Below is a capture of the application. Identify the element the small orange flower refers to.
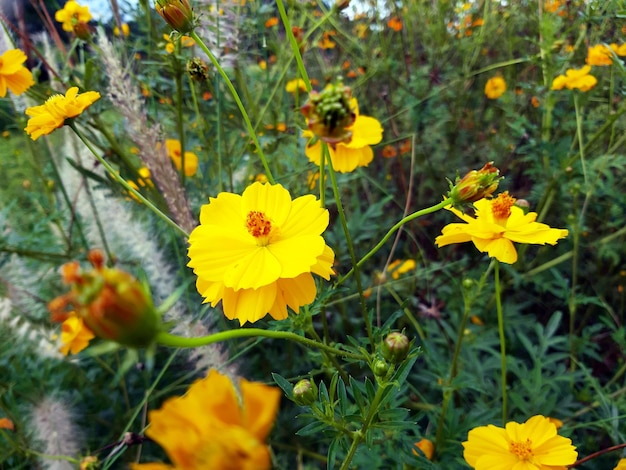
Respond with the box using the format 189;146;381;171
59;315;95;355
387;17;403;32
381;145;397;158
485;76;506;99
264;16;278;28
0;418;15;431
531;96;540;107
318;32;336;50
413;438;434;460
586;44;613;66
202;91;212;100
399;139;411;155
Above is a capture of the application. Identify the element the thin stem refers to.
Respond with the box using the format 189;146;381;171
276;0;311;91
173;43;187;187
155;330;366;361
189;31;275;184
495;260;507;424
68;123;189;239
573;93;587;186
338;198;453;285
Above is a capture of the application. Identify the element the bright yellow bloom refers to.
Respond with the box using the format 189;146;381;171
485;76;506;99
24;87;101;140
188;182;335;324
551;65;597;92
586;44;613;66
463;415;577;470
413;438;434;460
163;34;195;53
114;23;130;37
435;192;568;264
387;259;416;280
132;369;280;470
165;139;198;176
610;43;626;56
614;458;626;470
55;1;92;32
59;315;95;355
304;99;383;173
0;49;34;97
286;78;307;94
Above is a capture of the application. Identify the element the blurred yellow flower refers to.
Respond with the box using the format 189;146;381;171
264;16;278;28
55;1;92;37
59;315;95;355
304;98;383;173
610;43;626;56
318;32;336;49
463;415;577;469
24;87;101;140
387;259;416;280
615;458;626;470
187;182;335;324
551;65;597;92
586;44;613;66
131;369;281;470
413;438;434;460
163;34;195;54
165;139;199;176
484;76;506;99
0;49;35;97
435;192;568;264
113;23;130;37
286;78;307;94
547;417;564;429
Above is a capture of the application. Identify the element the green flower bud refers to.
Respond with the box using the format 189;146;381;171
448;162;502;206
373;359;389;377
381;332;410;364
293;379;317;406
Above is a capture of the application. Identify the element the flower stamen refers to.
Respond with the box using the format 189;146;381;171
491;191;516;224
509;439;533;460
246;211;272;239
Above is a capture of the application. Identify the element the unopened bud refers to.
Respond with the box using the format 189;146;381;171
155;0;194;33
381;332;410;364
373;358;389;377
448;162;501;205
293;379;317;405
514;199;530;214
301;81;355;144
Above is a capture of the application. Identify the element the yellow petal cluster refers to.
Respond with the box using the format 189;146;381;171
24;87;101;140
304;98;383;173
59;316;95;355
610;43;626;56
286;78;307;94
188;182;335;324
551;65;597;92
586;44;613;66
165;139;199;176
463;415;578;469
132;369;281;470
484;76;506;99
435;192;568;264
54;1;92;32
0;49;35;97
614;458;626;470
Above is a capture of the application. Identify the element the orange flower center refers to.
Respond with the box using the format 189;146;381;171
491;191;516;224
509;439;534;460
246;211;273;240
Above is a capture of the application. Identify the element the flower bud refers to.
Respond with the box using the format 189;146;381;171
293;379;317;406
373;358;389;377
381;332;410;364
301;81;355;144
48;249;162;349
448;162;501;205
155;0;194;33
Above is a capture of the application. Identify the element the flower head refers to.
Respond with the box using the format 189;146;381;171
59;315;95;355
435;192;568;264
155;0;194;33
286;78;307;94
463;415;578;469
132;369;280;470
448;162;501;205
55;1;92;38
610;43;626;57
586;44;613;66
304;97;383;173
485;76;507;99
48;249;162;348
187;182;335;324
551;65;597;92
24;87;100;140
0;49;35;97
165;139;199;176
301;81;355;144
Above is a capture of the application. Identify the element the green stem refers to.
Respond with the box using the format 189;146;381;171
189;31;275;184
494;260;507;424
174;44;187;187
155;330;365;361
338;198;453;285
68;123;189;239
325;145;374;349
573;93;587;186
276;0;311;91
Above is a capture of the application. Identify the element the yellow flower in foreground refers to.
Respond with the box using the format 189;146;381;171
188;182;335;324
304;98;383;173
24;87;101;140
165;139;199;176
0;49;35;97
132;369;280;470
286;78;307;94
551;65;597;92
59;315;95;355
435;192;568;264
463;415;577;470
586;44;613;66
614;458;626;470
55;1;92;33
485;76;506;99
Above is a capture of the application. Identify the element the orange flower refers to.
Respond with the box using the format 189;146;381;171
381;145;397;158
264;16;278;28
413;438;434;460
318;32;336;49
531;96;540;108
484;76;506;99
387;17;403;32
0;418;15;431
586;44;613;66
59;315;95;355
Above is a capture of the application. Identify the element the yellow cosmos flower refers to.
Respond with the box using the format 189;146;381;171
614;458;626;470
24;87;101;140
114;23;130;37
188;182;335;324
0;49;35;97
586;44;613;66
435;192;568;264
387;259;416;280
485;76;506;99
59;315;95;355
304;99;383;173
610;43;626;57
551;65;597;92
463;415;578;470
165;139;199;176
132;369;280;470
286;78;307;94
55;1;92;32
